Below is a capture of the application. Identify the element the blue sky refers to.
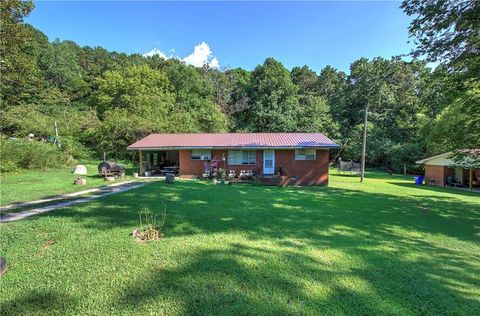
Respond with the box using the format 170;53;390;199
27;1;414;73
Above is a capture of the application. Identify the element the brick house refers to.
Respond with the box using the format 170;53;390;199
416;150;480;190
127;133;339;186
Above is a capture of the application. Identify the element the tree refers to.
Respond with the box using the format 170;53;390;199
0;0;44;107
160;59;227;133
93;64;227;156
245;58;299;132
316;66;349;136
419;65;458;118
38;40;89;100
403;0;479;168
295;95;339;137
425;81;480;154
222;68;251;130
401;0;480;81
341;58;428;169
94;64;174;116
291;66;317;96
93;65;175;156
290;66;339;137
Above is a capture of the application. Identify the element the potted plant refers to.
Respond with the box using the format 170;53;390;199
218;168;226;184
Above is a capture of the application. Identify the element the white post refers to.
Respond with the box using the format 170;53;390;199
54;122;61;148
360;104;369;182
469;168;473;191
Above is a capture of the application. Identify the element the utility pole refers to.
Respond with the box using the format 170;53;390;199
360;103;369;182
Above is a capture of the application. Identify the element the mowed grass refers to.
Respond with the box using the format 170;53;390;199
0;161;137;206
0;171;479;315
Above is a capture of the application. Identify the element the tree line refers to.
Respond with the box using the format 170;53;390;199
1;0;478;172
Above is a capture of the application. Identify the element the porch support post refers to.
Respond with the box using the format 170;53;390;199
469;168;473;191
139;150;144;176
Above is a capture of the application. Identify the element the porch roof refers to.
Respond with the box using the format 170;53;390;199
416;149;480;166
127;133;339;150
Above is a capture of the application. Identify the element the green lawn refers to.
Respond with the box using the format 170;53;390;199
0;161;137;206
0;171;479;315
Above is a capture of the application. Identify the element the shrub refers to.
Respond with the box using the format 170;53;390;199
0;160;19;173
0;138;72;173
388;142;425;174
60;136;93;160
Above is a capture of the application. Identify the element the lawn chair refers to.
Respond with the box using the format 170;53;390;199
202;170;211;179
228;170;236;179
246;170;254;179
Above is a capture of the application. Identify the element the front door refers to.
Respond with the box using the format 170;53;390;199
263;150;275;175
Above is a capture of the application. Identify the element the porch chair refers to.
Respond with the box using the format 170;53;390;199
228;170;236;179
446;176;461;187
239;170;247;180
246;170;254;179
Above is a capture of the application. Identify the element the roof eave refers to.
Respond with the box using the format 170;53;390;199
127;145;339;151
415;152;452;164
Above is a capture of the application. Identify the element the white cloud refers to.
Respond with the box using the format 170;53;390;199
183;42;219;68
142;48;168;59
143;42;219;68
209;57;219;69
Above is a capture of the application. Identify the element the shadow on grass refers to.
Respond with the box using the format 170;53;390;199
112;232;479;314
11;180;480;314
389;181;480;196
1;290;77;315
49;181;480;242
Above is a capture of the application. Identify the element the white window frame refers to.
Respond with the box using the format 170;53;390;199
295;149;316;161
228;150;256;165
191;149;211;160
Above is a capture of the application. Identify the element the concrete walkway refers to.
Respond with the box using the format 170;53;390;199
0;181;151;223
0;180;147;212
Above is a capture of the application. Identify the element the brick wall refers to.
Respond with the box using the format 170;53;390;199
178;150;209;178
425;165;450;186
179;149;262;178
179;148;330;185
275;149;329;185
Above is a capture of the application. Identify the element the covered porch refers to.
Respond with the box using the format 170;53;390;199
423;165;480;191
444;167;480;191
137;150;180;177
417;150;480;192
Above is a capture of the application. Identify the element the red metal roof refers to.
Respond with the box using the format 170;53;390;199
127;133;339;150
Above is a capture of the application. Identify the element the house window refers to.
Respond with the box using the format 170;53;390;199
228;150;256;165
191;149;211;160
295;149;316;161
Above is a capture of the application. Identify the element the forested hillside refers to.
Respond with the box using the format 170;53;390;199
1;0;478;172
